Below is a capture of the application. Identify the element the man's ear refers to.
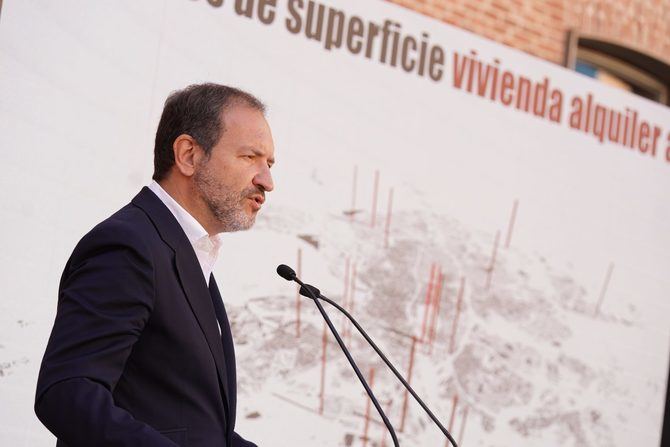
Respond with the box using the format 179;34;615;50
172;134;200;177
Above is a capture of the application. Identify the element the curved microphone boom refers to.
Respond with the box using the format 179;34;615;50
277;264;459;447
301;285;458;447
276;264;400;447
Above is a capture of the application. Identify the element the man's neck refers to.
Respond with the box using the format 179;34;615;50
156;179;218;236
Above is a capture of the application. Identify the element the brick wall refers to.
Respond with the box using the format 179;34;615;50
385;0;670;66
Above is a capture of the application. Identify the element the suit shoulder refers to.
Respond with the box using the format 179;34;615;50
72;203;156;263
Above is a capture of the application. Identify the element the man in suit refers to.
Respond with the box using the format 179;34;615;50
35;83;275;447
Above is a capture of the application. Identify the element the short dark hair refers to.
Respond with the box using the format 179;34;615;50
152;83;266;181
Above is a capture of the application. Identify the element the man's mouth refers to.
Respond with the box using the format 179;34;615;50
248;194;264;210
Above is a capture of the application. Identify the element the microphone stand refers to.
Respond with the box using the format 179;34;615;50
299;284;458;447
289;277;400;447
277;264;458;447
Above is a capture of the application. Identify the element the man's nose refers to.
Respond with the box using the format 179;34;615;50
253;165;274;192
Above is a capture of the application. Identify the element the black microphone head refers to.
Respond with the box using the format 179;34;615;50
276;264;297;281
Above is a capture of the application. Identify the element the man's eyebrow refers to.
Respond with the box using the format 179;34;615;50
241;146;275;164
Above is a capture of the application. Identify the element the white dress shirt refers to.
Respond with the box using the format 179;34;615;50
148;181;221;286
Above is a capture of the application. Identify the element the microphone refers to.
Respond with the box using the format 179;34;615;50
276;264;296;281
277;264;458;447
276;264;400;447
276;265;322;297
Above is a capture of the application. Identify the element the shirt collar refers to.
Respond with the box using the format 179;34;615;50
148;181;222;282
148;180;210;245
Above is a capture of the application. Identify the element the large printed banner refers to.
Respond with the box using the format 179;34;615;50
1;1;669;446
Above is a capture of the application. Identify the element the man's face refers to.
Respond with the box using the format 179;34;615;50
193;103;275;233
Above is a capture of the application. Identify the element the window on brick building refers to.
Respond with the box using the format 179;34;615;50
566;33;670;106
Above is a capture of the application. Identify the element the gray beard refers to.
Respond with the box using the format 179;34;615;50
194;166;257;233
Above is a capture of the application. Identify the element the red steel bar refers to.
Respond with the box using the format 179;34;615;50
361;367;375;447
399;336;417;432
420;263;437;342
449;277;465;354
371;170;379;227
428;269;444;353
595;262;614;316
485;230;500;290
504;199;519;249
384;188;394;248
448;393;459;432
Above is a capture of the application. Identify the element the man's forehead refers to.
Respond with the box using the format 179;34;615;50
216;103;273;155
220;102;266;126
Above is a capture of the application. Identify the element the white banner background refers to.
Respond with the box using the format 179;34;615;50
1;1;669;446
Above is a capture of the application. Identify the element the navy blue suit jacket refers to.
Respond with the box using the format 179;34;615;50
35;187;257;447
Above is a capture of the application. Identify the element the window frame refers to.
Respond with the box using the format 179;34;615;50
565;30;670;106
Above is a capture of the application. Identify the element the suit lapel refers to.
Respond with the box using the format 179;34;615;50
209;275;237;430
174;248;230;406
131;187;230;412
